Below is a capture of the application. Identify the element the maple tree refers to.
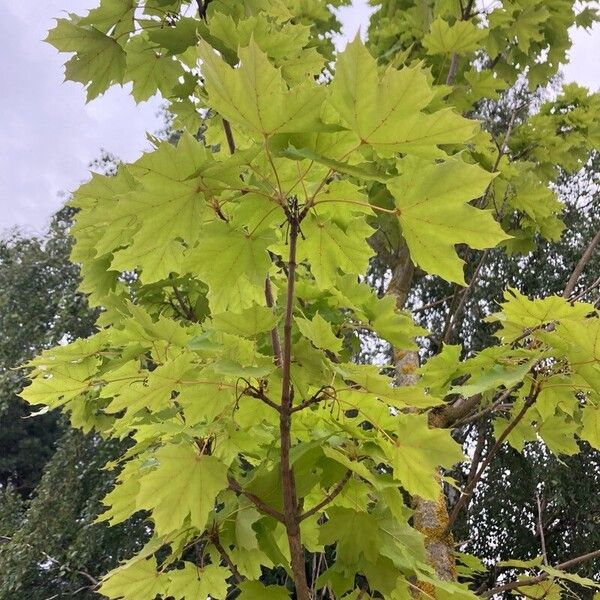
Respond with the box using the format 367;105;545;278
21;1;600;599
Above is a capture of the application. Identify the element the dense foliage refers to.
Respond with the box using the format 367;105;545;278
15;1;600;599
0;211;147;599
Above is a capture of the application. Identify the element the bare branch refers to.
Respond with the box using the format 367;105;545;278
536;491;549;566
444;391;538;534
411;294;454;315
563;227;600;299
569;275;600;303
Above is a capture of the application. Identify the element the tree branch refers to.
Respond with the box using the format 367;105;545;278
280;213;311;600
242;384;281;412
536;491;549;566
483;548;600;597
290;385;335;413
222;119;236;155
299;470;352;521
211;528;244;583
265;276;283;368
569;275;600;303
227;475;285;522
444;392;538;534
563;227;600;299
449;382;522;429
442;250;489;345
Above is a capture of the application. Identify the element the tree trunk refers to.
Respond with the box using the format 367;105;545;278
387;249;457;595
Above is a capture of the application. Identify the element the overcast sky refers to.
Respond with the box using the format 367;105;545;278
1;0;599;235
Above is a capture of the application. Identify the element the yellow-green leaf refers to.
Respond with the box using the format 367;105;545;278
136;444;228;535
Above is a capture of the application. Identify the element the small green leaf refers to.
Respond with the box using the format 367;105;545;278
295;313;343;353
125;35;183;102
185;221;275;313
167;563;230;599
423;18;487;55
99;557;167;600
212;305;279;338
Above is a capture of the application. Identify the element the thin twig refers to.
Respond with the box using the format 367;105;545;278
444;392;538;534
211;528;244;582
265;276;283;368
443;250;489;344
411;294;454;314
299;471;352;521
563;228;600;298
536;491;549;566
569;275;600;303
290;386;335;413
452;382;521;428
465;424;486;489
227;475;285;522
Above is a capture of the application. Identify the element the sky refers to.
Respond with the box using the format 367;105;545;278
1;0;599;235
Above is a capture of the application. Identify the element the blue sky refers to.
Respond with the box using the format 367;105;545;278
1;0;599;234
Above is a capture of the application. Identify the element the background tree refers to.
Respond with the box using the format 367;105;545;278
0;209;148;599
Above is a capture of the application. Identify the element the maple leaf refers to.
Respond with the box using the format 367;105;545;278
104;352;196;416
299;213;375;288
108;134;232;282
237;581;291;600
295;313;343;353
581;406;600;449
46;19;126;100
384;413;464;499
489;289;594;342
136;443;228;535
167;563;229;600
99;557;167;600
125;35;183;102
198;39;326;136
329;38;478;156
387;157;507;284
79;0;135;37
211;305;279;338
185;221;275;313
423;18;487;55
319;507;382;565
